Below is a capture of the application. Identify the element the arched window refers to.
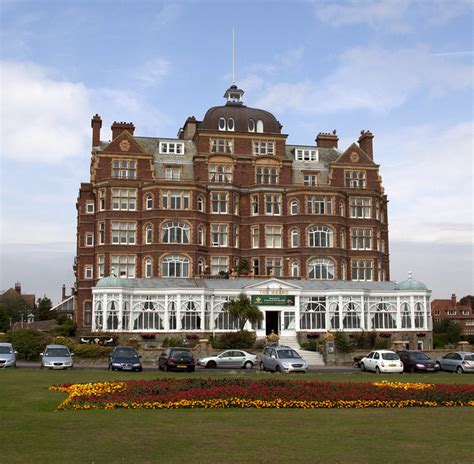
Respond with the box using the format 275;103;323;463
145;194;153;210
291;260;299;277
218;117;226;131
161;255;190;278
290;228;299;248
256;119;264;133
248;119;255;132
197;195;205;212
227;118;235;131
133;297;164;331
144;257;152;278
340;230;345;249
106;301;119;331
122;300;130;331
401;302;411;329
94;301;103;331
341;260;346;280
308;226;333;247
181;299;201;330
300;297;326;330
414;302;424;328
256;166;278;184
197;225;205;246
308;258;335;280
209;164;233;182
371;302;397;329
339;200;345;217
145;223;153;244
329;302;340;330
161;221;190;244
342;301;361;329
197;258;205;275
290;200;298;215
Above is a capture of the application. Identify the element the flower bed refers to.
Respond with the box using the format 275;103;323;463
49;378;474;411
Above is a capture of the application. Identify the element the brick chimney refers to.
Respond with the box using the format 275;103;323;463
451;293;457;306
111;121;135;140
14;282;21;294
91;114;102;148
62;284;67;301
358;130;374;159
180;116;197;140
316;130;338;149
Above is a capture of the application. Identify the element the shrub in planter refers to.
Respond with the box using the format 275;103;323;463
6;329;49;360
126;338;140;350
162;336;187;348
334;331;353;353
73;343;112;358
307;332;320;339
211;331;256;349
300;340;320;352
53;336;75;350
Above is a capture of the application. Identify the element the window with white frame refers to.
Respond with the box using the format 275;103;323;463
197;259;205;275
210;139;233;154
265;225;282;248
308;226;333;247
98;189;106;211
84;266;93;280
340;230;346;249
401;302;411;329
248;119;255;132
303;173;318;186
145;194;153;210
256;120;264;133
265;194;282;215
256;166;278;184
211;224;228;247
351;259;373;281
218;117;234;131
339;200;345;217
211;192;228;214
98;222;105;245
164;166;181;180
233;225;239;248
253;140;275;156
414;302;424;328
197;195;205;212
97;255;105;278
111;222;136;245
144;257;153;278
233;193;239;215
112;188;137;211
211;256;229;275
307;196;333;214
86;201;95;214
351;228;372;250
447;310;457;316
197;225;205;246
209;164;233;183
308;258;335;280
266;258;282;277
112;159;136;179
345;171;366;188
161;255;189;278
295;148;318;161
290;228;299;248
251;226;260;248
145;223;153;244
251;194;259;215
159;141;184;155
161;221;190;244
283;196;294;215
162;190;190;210
85;233;94;247
350;197;372;218
291;260;299;277
111;255;136;278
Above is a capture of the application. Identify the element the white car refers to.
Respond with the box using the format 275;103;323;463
40;344;74;370
198;350;257;369
0;343;17;368
360;350;403;374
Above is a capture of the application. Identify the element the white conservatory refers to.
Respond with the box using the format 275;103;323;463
92;275;431;339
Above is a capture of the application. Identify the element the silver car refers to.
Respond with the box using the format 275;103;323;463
0;342;17;368
198;350;257;369
260;345;308;373
41;344;74;370
436;351;474;374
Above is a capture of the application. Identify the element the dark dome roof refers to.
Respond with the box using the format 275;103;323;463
201;105;282;134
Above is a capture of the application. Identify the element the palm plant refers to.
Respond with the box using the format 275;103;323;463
225;293;263;331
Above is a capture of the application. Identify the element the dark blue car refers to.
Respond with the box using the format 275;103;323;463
108;346;142;371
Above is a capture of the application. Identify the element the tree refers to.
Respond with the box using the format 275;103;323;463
459;295;474;308
0;303;10;332
224;293;263;331
36;296;55;320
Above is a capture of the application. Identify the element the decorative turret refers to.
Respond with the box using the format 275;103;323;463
224;84;244;106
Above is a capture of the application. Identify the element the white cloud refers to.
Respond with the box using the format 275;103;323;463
378;121;474;245
254;45;473;114
134;58;171;86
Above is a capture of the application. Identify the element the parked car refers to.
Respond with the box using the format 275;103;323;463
40;344;74;370
158;347;195;372
260;345;308;373
0;342;17;368
359;350;403;374
436;351;474;374
197;350;257;369
108;346;142;372
397;350;440;373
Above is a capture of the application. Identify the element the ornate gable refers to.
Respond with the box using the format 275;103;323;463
334;143;376;166
102;131;149;156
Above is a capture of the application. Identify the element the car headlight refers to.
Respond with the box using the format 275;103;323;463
133;363;141;367
416;364;425;368
282;362;291;368
112;362;121;366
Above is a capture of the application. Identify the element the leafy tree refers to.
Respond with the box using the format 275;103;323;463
459;295;474;308
224;293;263;331
433;319;462;344
36;296;55;320
0;303;10;332
0;294;30;326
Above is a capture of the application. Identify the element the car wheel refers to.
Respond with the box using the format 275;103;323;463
360;363;366;372
164;364;168;372
456;366;464;374
375;366;381;374
207;360;217;369
244;361;253;370
260;362;266;371
276;365;282;373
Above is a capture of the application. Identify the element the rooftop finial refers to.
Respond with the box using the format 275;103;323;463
408;270;413;280
232;28;236;85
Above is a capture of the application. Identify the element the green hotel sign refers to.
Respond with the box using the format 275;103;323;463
251;295;295;306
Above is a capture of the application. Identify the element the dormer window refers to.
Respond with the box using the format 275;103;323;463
256;120;264;133
248;119;255;132
227;118;235;131
218;117;235;132
219;118;226;131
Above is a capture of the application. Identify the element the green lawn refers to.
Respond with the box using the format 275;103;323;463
1;369;473;464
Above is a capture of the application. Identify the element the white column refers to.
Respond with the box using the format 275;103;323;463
164;294;169;331
360;295;365;330
118;292;123;331
410;295;415;330
210;295;215;331
396;296;401;330
176;294;181;331
338;295;343;330
200;294;205;332
295;294;301;331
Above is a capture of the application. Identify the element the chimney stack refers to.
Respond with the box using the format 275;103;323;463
451;293;457;306
111;121;135;140
91;114;102;148
316;130;338;149
14;282;21;294
62;284;67;301
358;130;374;159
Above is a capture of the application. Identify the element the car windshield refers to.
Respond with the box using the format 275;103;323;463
411;352;430;360
114;349;137;358
277;349;300;359
464;354;474;361
46;348;70;357
382;352;399;360
0;346;12;354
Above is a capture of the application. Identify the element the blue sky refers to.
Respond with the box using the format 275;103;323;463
0;0;472;303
